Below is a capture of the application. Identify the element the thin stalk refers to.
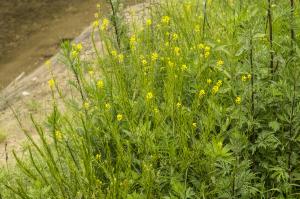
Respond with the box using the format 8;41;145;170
108;0;121;49
288;79;296;184
267;0;274;73
290;0;295;53
202;0;208;40
250;35;255;141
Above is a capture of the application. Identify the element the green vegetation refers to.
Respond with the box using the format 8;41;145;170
1;0;300;198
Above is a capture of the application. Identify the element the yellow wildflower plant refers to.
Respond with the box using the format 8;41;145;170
207;79;212;84
217;59;224;67
172;33;179;41
97;80;104;89
161;15;170;24
199;89;206;97
117;114;123;121
212;85;219;94
174;47;181;56
101;18;109;30
105;103;111;110
151;52;158;61
235;96;241;105
55;130;62;140
146;19;152;26
146;92;154;100
181;64;188;71
118;54;124;63
48;79;55;89
93;20;99;28
192;122;197;128
142;59;148;65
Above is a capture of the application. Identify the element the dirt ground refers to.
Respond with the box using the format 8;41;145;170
0;0;108;88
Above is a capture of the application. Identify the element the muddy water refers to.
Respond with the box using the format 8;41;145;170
0;0;139;89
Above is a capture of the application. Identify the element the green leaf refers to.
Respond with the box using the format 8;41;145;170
269;121;280;132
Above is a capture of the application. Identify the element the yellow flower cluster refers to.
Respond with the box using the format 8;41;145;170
161;16;170;24
241;74;252;81
117;114;123;121
130;35;137;49
146;19;152;26
105;103;111;110
101;18;109;31
71;43;82;58
235;96;241;104
146;92;154;100
172;33;179;41
55;130;62;140
97;80;104;89
151;52;158;61
181;64;188;71
198;89;206;97
174;47;181;56
217;59;224;67
207;79;212;84
212;80;222;94
48;79;55;89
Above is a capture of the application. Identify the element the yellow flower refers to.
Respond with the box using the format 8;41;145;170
241;75;248;82
247;74;252;80
97;80;104;89
217;59;224;67
142;59;147;65
93;20;99;28
146;92;154;100
45;60;51;66
168;60;174;67
130;35;136;47
165;41;170;47
88;70;94;76
212;85;219;94
216;80;223;87
95;154;101;161
204;51;210;58
96;4;101;8
192;122;197;128
176;102;182;108
76;43;83;52
118;54;124;63
194;25;201;33
55;130;62;140
174;47;181;56
172;33;179;41
161;16;170;24
48;79;55;89
205;46;211;52
151;52;158;61
235;96;241;105
198;43;205;49
153;108;159;114
199;89;206;97
83;102;90;109
111;50;117;57
146;19;152;26
181;64;188;71
101;18;109;30
105;103;111;110
117;114;123;121
207;79;212;84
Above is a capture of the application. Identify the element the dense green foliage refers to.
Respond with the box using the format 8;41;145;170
1;0;300;198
